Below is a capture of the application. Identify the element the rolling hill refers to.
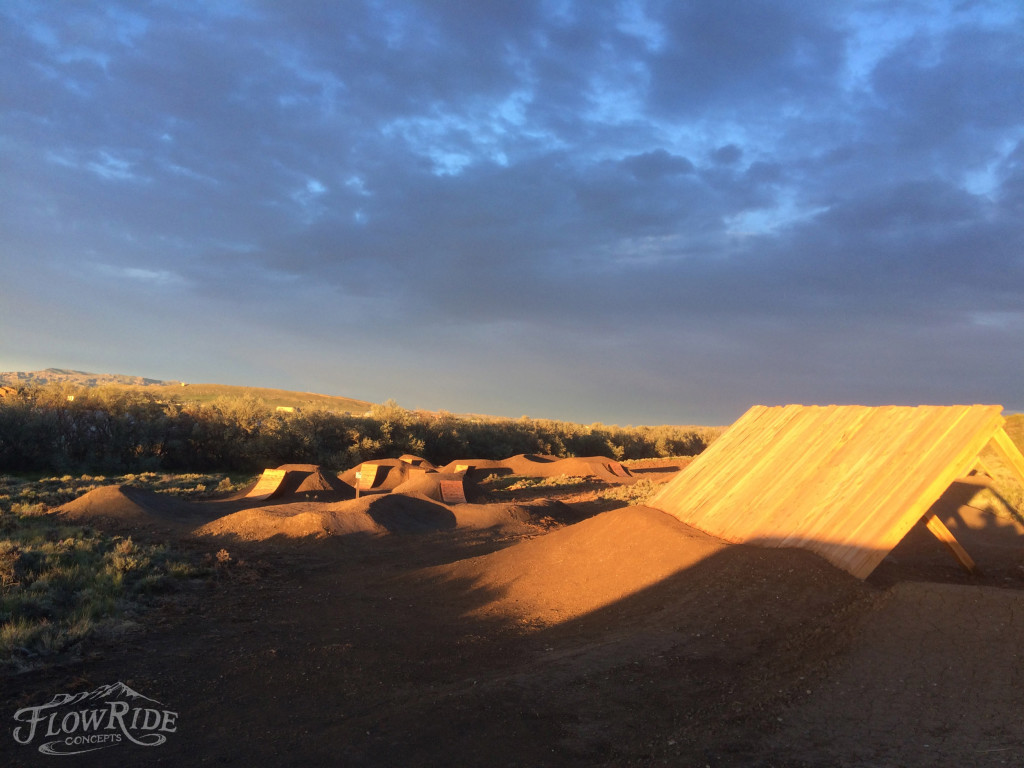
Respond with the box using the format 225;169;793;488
0;369;375;414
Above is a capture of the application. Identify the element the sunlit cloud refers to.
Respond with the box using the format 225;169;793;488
91;263;183;287
969;311;1024;330
46;149;146;182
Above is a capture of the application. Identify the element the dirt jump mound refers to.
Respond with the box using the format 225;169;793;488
355;493;457;534
398;454;436;469
243;464;354;501
432;506;704;621
191;491;566;543
391;472;476;503
57;485;207;529
339;459;434;493
193;502;386;541
449;498;574;531
440;454;634;483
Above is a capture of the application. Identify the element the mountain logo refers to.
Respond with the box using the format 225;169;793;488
11;682;178;756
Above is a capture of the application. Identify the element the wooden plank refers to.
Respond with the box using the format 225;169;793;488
245;469;287;500
803;407;973;555
822;407;980;576
765;406;930;558
657;404;834;538
852;408;1001;554
354;463;381;498
439;480;467;504
752;405;884;543
972;457;996;478
826;406;1003;578
703;407;838;519
803;408;960;544
708;406;854;540
760;409;879;547
693;406;887;543
358;463;380;488
924;512;977;573
650;405;779;516
652;405;811;534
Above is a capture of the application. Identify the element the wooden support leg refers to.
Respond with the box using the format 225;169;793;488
988;428;1024;486
923;512;977;574
972;457;996;478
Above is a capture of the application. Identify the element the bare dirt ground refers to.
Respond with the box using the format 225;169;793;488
5;463;1024;767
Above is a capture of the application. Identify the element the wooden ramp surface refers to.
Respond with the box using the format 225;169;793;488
650;404;1021;579
440;480;467;505
245;469;288;501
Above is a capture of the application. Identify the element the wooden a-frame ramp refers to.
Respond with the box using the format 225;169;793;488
649;404;1024;579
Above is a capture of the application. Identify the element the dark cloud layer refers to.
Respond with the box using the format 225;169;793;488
2;0;1021;424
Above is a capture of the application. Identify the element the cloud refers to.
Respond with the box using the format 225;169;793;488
1;0;1022;423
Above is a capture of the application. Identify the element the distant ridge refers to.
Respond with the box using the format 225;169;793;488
0;369;376;414
0;368;179;388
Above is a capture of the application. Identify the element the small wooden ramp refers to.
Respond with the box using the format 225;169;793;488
354;463;381;498
245;469;288;501
440;480;468;505
649;404;1024;579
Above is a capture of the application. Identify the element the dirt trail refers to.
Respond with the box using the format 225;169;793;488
770;581;1024;766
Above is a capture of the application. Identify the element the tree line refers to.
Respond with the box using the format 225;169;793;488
0;384;722;475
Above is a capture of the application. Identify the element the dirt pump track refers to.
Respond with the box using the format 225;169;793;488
6;465;1024;766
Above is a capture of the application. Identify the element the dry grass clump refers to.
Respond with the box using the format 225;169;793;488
486;475;592;492
0;476;227;672
596;478;660;506
0;472;248;512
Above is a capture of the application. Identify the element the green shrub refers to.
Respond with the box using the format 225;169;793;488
0;384;723;475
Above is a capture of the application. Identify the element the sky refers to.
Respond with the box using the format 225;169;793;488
1;0;1022;426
